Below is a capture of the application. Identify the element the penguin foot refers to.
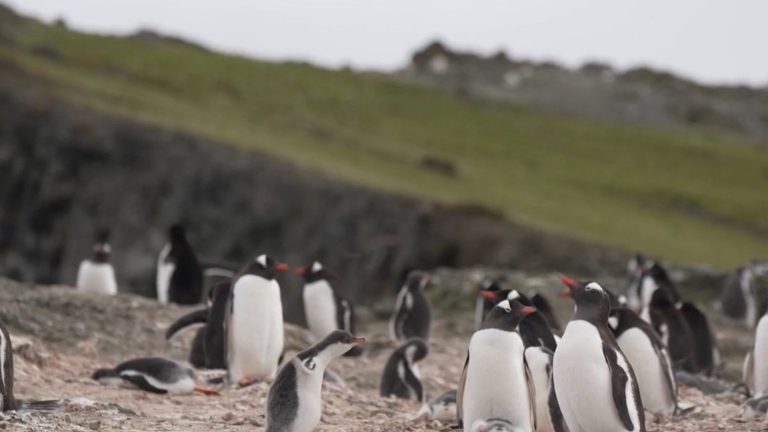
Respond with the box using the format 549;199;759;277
193;385;220;396
237;376;258;388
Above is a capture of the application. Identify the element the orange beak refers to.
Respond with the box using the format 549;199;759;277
352;337;366;346
274;263;289;272
480;290;497;300
293;267;306;276
521;306;537;315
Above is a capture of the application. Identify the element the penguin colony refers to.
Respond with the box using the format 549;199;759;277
0;222;764;431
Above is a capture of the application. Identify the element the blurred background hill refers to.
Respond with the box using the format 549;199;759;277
1;4;767;301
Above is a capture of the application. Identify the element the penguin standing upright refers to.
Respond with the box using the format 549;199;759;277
157;225;204;305
390;272;432;342
266;330;365;432
609;307;677;416
745;310;768;397
458;299;537;432
76;229;117;295
678;302;720;376
474;278;504;330
226;254;287;385
0;319;16;411
554;276;645;432
648;288;699;373
720;265;758;326
380;338;429;401
91;357;218;395
295;261;361;356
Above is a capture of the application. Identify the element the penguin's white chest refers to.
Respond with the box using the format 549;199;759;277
228;276;284;382
76;261;117;295
292;366;324;432
156;244;173;304
617;328;675;415
524;347;554;432
462;329;532;432
753;315;768;396
554;321;637;432
302;281;338;341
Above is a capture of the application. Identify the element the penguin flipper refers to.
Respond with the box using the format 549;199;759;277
456;352;469;426
547;379;568;432
524;359;537;431
165;308;208;340
601;344;637;431
120;373;168;394
743;350;754;397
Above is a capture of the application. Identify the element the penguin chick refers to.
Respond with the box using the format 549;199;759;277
413;389;457;423
91;357;218;395
266;330;365;432
380;338;429;401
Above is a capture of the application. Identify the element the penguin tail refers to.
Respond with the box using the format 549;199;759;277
193;385;220;396
17;399;60;411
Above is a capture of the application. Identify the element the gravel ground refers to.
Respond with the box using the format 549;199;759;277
0;278;766;431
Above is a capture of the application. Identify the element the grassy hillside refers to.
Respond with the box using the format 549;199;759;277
1;6;767;267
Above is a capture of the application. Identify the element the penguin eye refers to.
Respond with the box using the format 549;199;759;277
304;358;316;371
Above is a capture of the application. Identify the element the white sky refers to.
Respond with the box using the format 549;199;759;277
6;0;768;86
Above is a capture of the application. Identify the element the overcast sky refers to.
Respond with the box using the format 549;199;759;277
7;0;768;86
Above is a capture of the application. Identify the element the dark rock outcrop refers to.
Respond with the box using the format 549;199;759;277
0;89;625;316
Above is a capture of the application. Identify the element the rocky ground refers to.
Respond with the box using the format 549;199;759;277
0;276;766;431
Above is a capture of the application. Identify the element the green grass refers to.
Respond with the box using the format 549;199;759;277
2;7;768;267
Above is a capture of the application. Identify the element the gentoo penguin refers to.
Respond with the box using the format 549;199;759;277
678;302;720;376
380;338;429;401
413;389;457;423
609;307;677;416
165;282;231;369
555;276;645;432
647;288;699;373
470;418;526;432
156;224;204;305
0;318;16;411
720;265;760;326
76;229;117;295
226;254;287;385
745;311;768;397
523;346;566;432
530;293;561;332
266;330;365;432
91;357;218;395
458;299;537;432
475;278;505;330
480;289;558;351
294;261;361;357
390;271;432;342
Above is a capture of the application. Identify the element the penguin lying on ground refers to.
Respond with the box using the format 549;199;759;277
165;282;231;369
458;299;537;432
390;271;432;342
380;338;428;401
91;357;219;395
266;330;365;432
76;229;117;295
555;275;645;432
413;389;457;423
295;261;362;357
227;254;288;385
609;307;677;415
1;319;58;411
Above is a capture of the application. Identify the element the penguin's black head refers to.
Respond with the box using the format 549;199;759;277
245;254;288;280
480;299;536;331
298;330;366;368
477;276;505;293
405;271;430;292
293;261;332;283
92;242;111;263
559;275;611;322
169;224;187;244
400;337;429;362
649;285;676;310
480;288;532;307
95;228;111;244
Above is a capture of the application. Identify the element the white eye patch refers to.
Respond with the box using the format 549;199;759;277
507;290;520;300
585;282;604;292
496;299;512;313
608;316;619;329
256;254;267;266
311;261;323;272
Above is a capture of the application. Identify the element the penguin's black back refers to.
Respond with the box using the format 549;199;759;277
679;302;717;376
0;319;16;411
649;292;699;373
189;328;206;368
168;231;204;305
519;313;558;352
266;361;299;432
205;282;231;368
531;293;561;331
403;290;431;340
379;341;426;401
115;357;192;383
